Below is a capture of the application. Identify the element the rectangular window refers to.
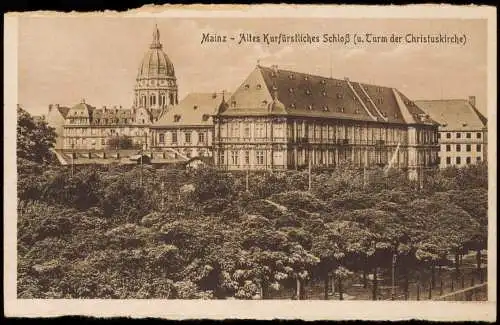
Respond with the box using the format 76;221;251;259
456;157;461;164
256;151;264;165
231;151;239;165
466;133;471;139
185;132;191;143
159;133;165;143
477;156;481;162
456;132;461;139
231;124;240;138
101;138;105;145
297;124;303;138
477;144;481;152
314;125;321;140
172;132;177;144
446;144;451;152
446;133;451;139
446;155;451;165
438;133;441;139
477;132;482;139
243;124;250;138
466;157;471;164
198;132;205;144
466;144;471;152
456;144;461;152
255;124;264;138
219;152;225;165
244;151;250;164
437;157;441;165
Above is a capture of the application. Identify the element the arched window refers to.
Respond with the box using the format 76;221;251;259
169;93;174;105
141;95;146;107
159;133;165;143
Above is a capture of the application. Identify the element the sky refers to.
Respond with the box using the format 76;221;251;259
18;17;487;117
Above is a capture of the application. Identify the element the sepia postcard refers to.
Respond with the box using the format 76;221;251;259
3;4;497;321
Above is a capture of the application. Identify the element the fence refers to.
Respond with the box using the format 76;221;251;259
433;283;487;301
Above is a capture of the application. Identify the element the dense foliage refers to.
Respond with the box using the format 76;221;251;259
16;108;488;299
17;161;488;299
17;106;56;164
107;135;139;150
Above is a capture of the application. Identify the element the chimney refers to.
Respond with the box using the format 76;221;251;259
55;104;60;109
48;104;53;112
468;96;476;107
272;65;278;74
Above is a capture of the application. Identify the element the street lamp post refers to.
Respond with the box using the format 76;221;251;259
391;252;397;300
71;143;75;177
308;157;312;192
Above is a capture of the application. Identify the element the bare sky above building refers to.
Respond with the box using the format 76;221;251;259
18;17;487;116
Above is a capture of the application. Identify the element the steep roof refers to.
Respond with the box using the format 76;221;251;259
66;101;95;118
153;92;230;127
57;106;70;117
219;65;436;126
414;99;487;131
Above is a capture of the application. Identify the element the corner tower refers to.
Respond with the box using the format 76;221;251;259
134;25;178;111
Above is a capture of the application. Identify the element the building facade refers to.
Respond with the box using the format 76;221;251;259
149;92;228;160
48;25;177;152
213;65;440;178
415;97;487;168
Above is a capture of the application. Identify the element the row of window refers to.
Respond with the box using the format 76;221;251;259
158;132;206;144
441;156;482;165
138;93;176;107
439;132;482;139
220;151;265;165
445;144;482;152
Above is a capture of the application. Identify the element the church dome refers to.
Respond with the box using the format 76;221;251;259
137;26;175;79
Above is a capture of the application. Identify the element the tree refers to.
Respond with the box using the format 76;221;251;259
17;106;56;164
107;135;137;150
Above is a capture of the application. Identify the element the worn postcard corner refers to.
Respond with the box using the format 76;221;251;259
3;3;497;322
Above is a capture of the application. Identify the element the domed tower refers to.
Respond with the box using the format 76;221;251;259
134;25;178;111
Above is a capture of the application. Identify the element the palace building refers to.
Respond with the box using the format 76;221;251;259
48;25;177;153
415;96;487;168
213;65;440;178
149;92;230;161
46;25;442;177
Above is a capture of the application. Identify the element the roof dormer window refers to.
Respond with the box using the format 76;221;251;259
338;107;345;113
193;105;198;110
244;84;250;89
323;105;329;112
336;93;344;99
289;88;294;94
305;89;311;95
231;100;237;108
321;91;327;96
212;93;217;99
307;104;313;110
202;114;210;121
320;80;326;85
290;103;296;109
304;76;309;81
174;114;181;122
256;84;262;90
289;74;295;80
